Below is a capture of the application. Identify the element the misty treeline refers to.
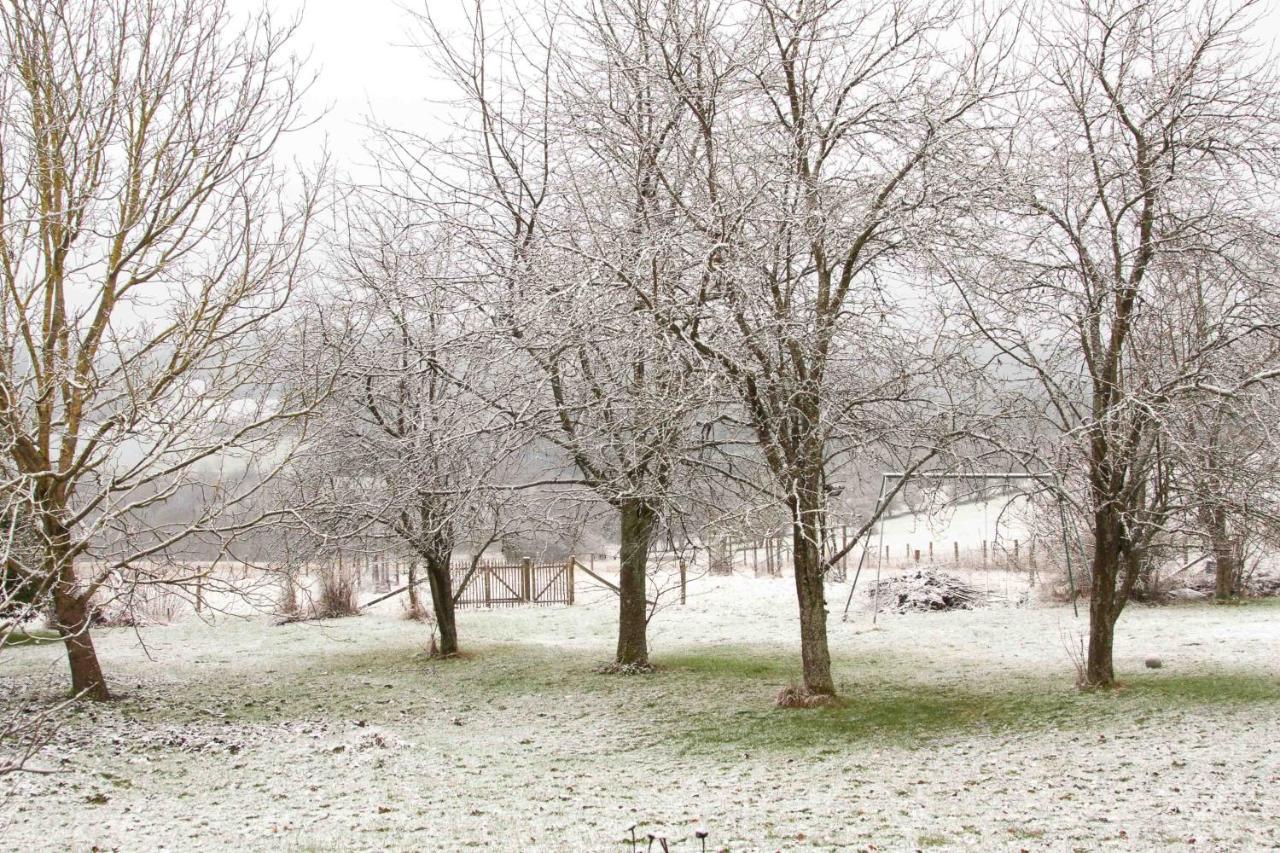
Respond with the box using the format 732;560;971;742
2;0;1280;753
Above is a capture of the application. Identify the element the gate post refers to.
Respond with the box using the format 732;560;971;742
521;558;533;602
679;559;687;605
566;557;575;605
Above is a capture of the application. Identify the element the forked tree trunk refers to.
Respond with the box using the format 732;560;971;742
424;552;458;657
793;508;835;696
616;498;658;667
50;556;110;701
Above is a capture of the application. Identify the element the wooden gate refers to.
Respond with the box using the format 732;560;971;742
451;559;575;608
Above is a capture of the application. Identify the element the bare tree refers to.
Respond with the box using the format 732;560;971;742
396;1;713;671
0;0;322;699
629;0;1005;697
1158;255;1280;600
0;473;70;775
942;0;1280;686
285;194;526;654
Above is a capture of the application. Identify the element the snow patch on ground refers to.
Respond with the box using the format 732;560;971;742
2;575;1278;851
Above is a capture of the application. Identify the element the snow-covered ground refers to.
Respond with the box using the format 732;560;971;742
3;574;1278;851
873;493;1035;559
732;494;1040;576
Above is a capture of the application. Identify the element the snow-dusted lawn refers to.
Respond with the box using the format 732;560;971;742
3;576;1278;851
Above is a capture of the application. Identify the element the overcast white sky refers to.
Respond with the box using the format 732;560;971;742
248;1;465;180
259;0;1280;181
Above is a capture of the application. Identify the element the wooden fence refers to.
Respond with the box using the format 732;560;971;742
724;535;1044;578
451;558;574;608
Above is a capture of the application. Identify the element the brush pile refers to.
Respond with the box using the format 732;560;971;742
867;569;982;613
1171;564;1280;599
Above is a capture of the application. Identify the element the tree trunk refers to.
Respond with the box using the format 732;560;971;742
406;559;422;616
708;537;733;575
1208;511;1237;602
424;552;458;657
616;498;658;667
1213;544;1236;602
50;557;110;701
793;508;835;696
1084;509;1122;688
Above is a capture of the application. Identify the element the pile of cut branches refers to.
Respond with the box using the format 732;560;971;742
867;570;982;613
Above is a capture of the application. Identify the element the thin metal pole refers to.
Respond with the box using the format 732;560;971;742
873;474;889;624
1057;494;1080;618
841;474;891;622
840;542;871;622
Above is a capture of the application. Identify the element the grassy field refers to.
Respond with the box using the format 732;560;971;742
2;578;1278;850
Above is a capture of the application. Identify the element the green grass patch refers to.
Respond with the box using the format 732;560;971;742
119;638;617;726
99;632;1280;758
657;645;804;680
1122;671;1280;704
3;628;61;647
671;680;1081;752
654;647;1280;754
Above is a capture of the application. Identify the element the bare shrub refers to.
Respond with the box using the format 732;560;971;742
137;587;185;625
85;577;184;627
1059;626;1089;689
313;566;359;619
276;572;301;619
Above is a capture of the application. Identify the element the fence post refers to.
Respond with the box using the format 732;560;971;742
982;540;988;565
521;558;533;602
928;542;933;562
914;549;920;563
567;557;575;605
195;572;204;614
679;560;687;605
954;541;959;563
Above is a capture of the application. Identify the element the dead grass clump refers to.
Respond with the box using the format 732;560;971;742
276;574;301;619
594;660;656;675
313;567;359;618
401;597;432;622
775;684;836;709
